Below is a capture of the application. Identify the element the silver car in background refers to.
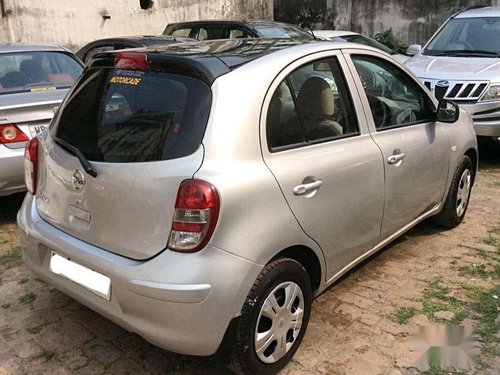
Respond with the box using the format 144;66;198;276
405;6;500;142
18;39;477;374
0;44;83;196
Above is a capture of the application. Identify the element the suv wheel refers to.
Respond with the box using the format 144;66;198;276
227;258;312;375
433;155;473;228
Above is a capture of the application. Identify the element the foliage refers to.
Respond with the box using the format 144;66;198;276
373;28;408;54
274;0;336;30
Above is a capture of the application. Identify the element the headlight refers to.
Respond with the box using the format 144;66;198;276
480;84;500;101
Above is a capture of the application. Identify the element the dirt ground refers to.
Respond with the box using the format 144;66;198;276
0;140;499;375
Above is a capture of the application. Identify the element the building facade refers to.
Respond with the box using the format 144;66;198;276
0;0;273;50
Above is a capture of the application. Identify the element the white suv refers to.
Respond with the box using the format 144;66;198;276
405;6;500;142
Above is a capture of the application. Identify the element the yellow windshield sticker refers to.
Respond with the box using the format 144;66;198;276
30;86;56;92
109;76;142;85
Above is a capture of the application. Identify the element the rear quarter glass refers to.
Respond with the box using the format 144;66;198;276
51;68;212;162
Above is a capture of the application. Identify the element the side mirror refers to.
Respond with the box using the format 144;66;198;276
406;44;422;56
436;99;459;123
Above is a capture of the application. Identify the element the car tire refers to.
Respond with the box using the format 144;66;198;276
227;258;312;375
433;155;473;229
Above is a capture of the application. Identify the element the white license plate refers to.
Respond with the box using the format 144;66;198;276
29;124;47;138
49;252;111;300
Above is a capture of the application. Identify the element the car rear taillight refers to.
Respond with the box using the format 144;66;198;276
114;53;150;71
168;179;220;253
0;124;29;144
24;138;39;195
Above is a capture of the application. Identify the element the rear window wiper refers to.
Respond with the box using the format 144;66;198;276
54;136;98;178
434;49;499;57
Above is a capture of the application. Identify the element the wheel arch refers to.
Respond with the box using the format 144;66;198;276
271;245;323;295
464;147;477;181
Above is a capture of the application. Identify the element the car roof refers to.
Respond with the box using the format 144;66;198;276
93;38;378;86
85;35;191;45
166;20;297;28
0;44;69;53
455;6;500;18
313;30;358;39
138;38;316;69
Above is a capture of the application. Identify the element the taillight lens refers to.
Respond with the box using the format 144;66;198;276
24;138;39;194
0;124;29;144
114;53;150;71
168;179;220;253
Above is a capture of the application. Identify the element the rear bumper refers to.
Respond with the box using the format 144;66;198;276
460;101;500;138
17;195;262;356
0;144;25;196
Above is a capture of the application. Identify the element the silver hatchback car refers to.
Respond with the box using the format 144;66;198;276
0;44;83;196
18;39;477;374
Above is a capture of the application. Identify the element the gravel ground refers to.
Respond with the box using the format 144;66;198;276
0;140;499;375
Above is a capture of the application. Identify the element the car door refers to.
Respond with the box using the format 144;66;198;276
345;52;450;237
262;52;385;280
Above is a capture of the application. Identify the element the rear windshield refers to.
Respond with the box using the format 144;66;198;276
51;68;211;163
0;51;82;95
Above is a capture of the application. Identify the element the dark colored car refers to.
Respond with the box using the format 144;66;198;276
163;20;315;41
75;35;194;65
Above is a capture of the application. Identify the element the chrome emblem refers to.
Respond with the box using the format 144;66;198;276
71;170;85;191
436;80;449;87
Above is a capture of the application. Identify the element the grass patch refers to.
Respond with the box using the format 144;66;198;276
389;307;418;324
470;285;500;358
19;278;30;284
0;247;23;269
42;350;55;362
390;278;469;326
483;235;498;247
18;292;36;304
27;326;42;334
1;303;11;309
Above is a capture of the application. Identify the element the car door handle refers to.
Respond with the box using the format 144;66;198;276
293;179;323;196
387;150;406;165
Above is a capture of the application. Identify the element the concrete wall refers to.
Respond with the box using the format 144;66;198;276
332;0;500;45
0;0;273;51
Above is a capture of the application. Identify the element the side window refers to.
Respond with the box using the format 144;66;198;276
267;57;359;151
267;81;305;149
172;28;192;38
351;55;434;130
229;28;248;38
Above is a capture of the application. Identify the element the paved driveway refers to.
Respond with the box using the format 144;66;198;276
1;141;499;375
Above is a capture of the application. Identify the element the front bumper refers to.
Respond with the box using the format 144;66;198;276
17;195;262;356
0;144;26;196
460;101;500;138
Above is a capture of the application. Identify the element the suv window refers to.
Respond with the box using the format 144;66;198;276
352;55;434;129
52;68;211;162
267;58;359;150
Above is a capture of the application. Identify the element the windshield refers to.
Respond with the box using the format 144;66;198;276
254;25;315;40
52;68;211;163
0;51;83;95
424;17;500;56
331;34;396;55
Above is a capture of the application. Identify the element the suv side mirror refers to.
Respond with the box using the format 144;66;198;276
436;99;459;123
406;44;422;56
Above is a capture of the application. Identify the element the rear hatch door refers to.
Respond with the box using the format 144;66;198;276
35;62;212;260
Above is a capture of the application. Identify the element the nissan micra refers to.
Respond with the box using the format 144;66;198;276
18;39;477;375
